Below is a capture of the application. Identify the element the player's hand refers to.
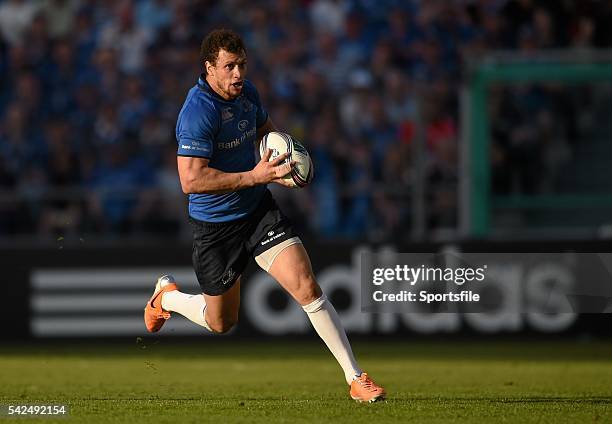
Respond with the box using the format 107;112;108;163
251;149;293;185
271;176;297;188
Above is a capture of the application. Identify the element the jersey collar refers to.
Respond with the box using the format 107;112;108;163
197;74;234;102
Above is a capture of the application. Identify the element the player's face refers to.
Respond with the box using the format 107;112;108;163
206;49;247;100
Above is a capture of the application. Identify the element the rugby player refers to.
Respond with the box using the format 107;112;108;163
144;29;385;403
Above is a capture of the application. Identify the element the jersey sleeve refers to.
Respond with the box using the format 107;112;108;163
245;80;269;128
176;100;218;159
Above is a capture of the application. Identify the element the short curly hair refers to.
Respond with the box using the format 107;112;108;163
200;29;246;65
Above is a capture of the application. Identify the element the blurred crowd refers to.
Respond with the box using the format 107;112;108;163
1;0;611;242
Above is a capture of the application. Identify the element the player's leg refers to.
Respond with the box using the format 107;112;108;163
146;275;241;333
260;242;385;401
161;277;242;333
146;211;249;333
263;243;360;381
202;278;241;333
170;212;247;333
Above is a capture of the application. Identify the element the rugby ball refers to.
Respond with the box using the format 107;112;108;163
259;131;314;188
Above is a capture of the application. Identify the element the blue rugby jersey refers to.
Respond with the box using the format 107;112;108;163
176;75;268;222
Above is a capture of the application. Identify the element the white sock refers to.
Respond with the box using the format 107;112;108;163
302;294;362;385
161;290;212;331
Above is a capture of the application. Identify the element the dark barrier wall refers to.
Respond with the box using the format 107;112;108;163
4;240;612;339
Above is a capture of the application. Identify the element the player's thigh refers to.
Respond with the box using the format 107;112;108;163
203;277;241;325
267;244;322;305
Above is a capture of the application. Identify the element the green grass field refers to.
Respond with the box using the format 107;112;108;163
0;339;611;423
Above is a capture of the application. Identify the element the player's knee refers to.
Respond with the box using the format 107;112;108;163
206;316;238;334
294;274;322;306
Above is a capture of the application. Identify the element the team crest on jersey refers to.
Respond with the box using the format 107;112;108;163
221;107;234;123
238;119;249;131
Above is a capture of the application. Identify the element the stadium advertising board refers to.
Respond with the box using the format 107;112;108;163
3;241;611;338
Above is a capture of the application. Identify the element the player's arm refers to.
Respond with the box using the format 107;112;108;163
255;116;277;149
177;152;292;195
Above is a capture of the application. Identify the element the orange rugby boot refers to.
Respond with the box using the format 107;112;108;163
349;372;386;403
144;275;178;333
